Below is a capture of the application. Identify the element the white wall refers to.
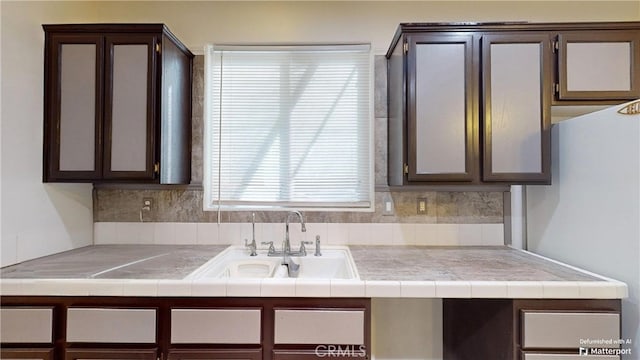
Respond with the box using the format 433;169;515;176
0;2;99;267
527;105;640;359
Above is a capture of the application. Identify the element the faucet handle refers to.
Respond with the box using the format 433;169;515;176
261;241;275;254
299;241;313;256
314;235;322;257
244;238;257;256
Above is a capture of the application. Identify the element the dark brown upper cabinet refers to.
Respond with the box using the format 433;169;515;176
43;24;193;184
387;24;552;186
555;29;640;103
387;22;640;187
482;33;552;183
405;34;477;183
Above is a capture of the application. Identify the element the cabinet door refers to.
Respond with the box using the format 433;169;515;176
1;348;54;360
65;348;157;360
44;34;103;181
557;30;640;101
482;34;551;183
103;35;157;180
167;349;262;360
407;34;476;182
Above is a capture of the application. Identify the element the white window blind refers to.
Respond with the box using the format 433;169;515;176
203;44;373;211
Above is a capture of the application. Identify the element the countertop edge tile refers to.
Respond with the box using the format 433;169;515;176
0;279;24;296
365;280;401;297
615;281;629;298
191;279;227;297
400;281;436;298
86;279;125;296
226;279;262;297
507;281;544;298
470;281;508;298
295;279;331;297
157;280;192;297
261;278;296;297
331;280;366;297
579;281;619;299
122;279;159;297
435;281;472;298
541;281;581;299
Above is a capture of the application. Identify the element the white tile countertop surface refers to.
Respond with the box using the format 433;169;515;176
0;245;627;299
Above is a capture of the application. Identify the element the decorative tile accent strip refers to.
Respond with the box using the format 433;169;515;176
94;190;503;224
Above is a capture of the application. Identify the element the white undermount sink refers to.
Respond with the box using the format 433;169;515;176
184;245;359;280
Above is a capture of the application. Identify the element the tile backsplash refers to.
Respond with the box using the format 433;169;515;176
93;55;507;246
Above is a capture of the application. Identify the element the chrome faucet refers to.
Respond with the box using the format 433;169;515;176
244;213;257;256
284;211;306;255
264;211;308;277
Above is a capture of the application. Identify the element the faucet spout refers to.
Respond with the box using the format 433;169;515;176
284;211;306;254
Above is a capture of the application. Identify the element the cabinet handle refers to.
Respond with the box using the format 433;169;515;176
154;162;160;174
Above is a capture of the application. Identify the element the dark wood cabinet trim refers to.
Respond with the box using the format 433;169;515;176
556;30;640;101
102;34;157;181
387;22;640;57
44;33;104;182
481;33;552;184
64;348;158;360
167;348;262;360
1;297;371;360
406;33;477;183
42;24;193;184
443;298;622;360
1;348;55;360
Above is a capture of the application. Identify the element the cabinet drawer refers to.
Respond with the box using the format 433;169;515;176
522;311;619;349
67;308;156;343
274;309;364;345
0;307;53;343
171;308;261;344
523;353;619;360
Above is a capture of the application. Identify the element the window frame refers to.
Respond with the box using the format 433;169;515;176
202;44;375;212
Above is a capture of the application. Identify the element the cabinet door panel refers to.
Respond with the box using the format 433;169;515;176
407;34;476;182
66;308;156;343
558;31;640;100
45;34;103;181
0;307;53;343
103;35;156;180
171;308;261;344
521;311;620;349
482;34;551;183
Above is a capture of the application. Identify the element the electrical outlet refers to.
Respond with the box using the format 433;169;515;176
382;192;395;216
142;198;153;210
417;198;427;214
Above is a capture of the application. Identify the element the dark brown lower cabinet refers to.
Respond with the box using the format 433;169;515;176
64;348;158;360
443;299;621;360
1;348;54;360
167;349;262;360
1;297;371;360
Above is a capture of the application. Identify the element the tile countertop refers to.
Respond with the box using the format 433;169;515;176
0;245;627;299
